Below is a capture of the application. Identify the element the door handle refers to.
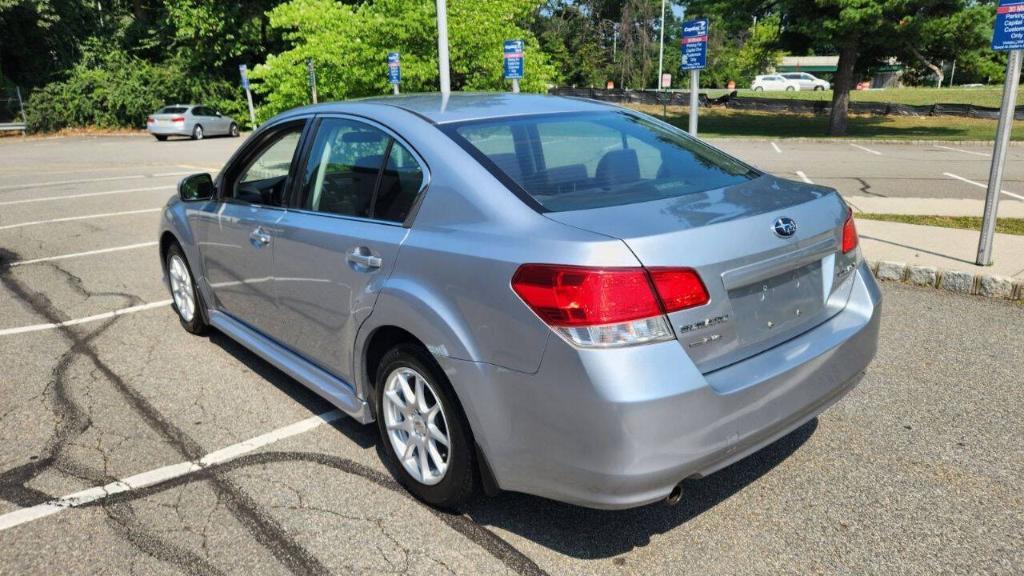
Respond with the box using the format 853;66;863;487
348;249;382;269
249;227;272;248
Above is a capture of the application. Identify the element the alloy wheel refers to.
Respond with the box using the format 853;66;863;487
382;367;451;486
168;254;195;323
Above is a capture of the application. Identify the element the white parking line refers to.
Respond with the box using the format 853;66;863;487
0;299;172;337
771;142;782;154
0;185;173;207
934;145;989;158
943;172;1024;202
0;208;161;231
8;242;158;267
0;172;190;192
0;410;344;532
796;171;813;184
849;143;882;156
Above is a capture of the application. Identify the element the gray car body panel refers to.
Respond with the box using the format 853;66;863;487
159;93;882;509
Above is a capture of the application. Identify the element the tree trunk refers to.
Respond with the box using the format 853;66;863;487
827;43;858;136
908;46;943;86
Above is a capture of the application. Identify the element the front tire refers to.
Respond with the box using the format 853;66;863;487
814;86;825;91
786;86;796;91
166;243;208;335
154;135;168;141
229;123;239;137
375;344;476;510
191;124;204;140
753;86;764;92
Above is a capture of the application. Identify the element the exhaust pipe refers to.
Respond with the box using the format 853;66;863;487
664;483;683;506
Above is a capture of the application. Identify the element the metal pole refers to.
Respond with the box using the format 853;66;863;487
306;59;318;104
977;49;1022;266
689;70;699;136
658;0;666;90
244;88;256;128
393;84;399;95
949;59;956;88
15;86;27;123
511;78;520;93
436;0;451;94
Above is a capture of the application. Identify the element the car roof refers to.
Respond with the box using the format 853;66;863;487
278;93;617;125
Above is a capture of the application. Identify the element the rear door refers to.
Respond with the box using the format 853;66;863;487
195;121;306;333
266;116;425;382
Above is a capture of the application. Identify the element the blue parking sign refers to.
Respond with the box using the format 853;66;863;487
503;40;524;80
993;0;1024;51
680;18;709;71
239;64;250;90
387;52;401;85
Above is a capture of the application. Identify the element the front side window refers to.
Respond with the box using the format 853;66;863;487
230;126;303;206
300;118;424;222
447;112;757;212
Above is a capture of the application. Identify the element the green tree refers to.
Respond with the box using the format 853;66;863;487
250;0;554;120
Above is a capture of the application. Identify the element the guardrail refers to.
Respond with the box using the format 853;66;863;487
0;123;27;134
548;87;1024;120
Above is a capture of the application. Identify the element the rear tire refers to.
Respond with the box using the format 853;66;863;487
786;86;795;91
375;344;476;510
166;243;209;335
814;86;824;91
191;124;204;141
154;135;168;141
754;86;764;92
229;123;239;137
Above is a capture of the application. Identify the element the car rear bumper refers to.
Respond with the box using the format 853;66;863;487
148;125;190;136
439;262;882;509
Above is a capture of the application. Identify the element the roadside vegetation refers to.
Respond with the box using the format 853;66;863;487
629;105;1024;141
855;214;1024;236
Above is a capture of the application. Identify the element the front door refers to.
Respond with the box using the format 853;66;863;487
198;123;305;333
267;116;426;382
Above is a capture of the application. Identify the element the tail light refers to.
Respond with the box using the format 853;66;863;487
842;209;859;253
171;116;185;123
146;116;154;124
511;264;708;348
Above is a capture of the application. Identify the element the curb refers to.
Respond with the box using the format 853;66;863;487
867;260;1023;301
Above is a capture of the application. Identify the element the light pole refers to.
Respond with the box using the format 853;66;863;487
436;0;451;95
658;0;667;90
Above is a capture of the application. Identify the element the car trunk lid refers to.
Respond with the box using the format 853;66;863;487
544;175;858;375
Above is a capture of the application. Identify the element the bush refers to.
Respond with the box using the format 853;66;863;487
24;48;249;133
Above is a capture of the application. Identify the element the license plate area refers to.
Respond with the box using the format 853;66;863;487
727;260;825;345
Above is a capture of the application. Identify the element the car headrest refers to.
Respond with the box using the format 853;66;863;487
596;148;640;185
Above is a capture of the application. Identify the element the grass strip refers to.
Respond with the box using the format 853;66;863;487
856;213;1024;236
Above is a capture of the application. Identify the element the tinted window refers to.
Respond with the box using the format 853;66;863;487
449;112;757;212
194;107;211;116
374;141;424;222
301;118;424;222
158;106;188;114
230;127;303;206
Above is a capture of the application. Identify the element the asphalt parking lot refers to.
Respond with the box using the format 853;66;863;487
0;134;1022;575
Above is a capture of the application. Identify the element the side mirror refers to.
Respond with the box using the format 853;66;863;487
178;173;215;202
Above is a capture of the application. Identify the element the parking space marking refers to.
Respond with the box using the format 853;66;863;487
0;410;344;532
0;208;161;231
8;242;158;267
771;142;782;154
943;172;1024;201
849;143;882;156
0;185;173;206
796;171;813;184
0;172;190;192
0;299;172;337
934;145;989;158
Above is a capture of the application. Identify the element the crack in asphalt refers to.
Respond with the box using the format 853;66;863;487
0;247;549;576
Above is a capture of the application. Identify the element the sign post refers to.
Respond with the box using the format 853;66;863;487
436;0;451;95
239;65;257;128
680;18;709;137
388;52;401;95
306;58;318;104
503;40;524;93
977;0;1023;266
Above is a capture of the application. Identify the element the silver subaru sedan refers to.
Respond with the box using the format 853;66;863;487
159;93;881;510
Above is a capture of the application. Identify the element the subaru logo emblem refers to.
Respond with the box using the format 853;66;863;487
773;217;797;238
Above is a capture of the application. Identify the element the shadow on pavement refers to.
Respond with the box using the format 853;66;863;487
464;418;818;560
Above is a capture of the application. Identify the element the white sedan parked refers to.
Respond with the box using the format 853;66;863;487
751;75;801;92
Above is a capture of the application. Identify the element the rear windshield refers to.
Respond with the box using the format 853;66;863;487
158;106;188;114
445;111;758;212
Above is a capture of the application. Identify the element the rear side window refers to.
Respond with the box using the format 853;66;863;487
447;112;757;212
158;106;188;114
299;118;424;222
